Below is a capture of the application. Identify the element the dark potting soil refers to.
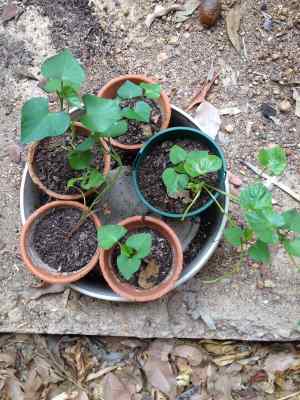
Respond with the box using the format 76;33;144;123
117;97;162;145
33;207;97;273
111;228;172;289
33;135;104;195
138;139;220;214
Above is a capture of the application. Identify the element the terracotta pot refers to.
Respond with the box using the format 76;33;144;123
20;201;101;284
97;75;172;152
27;122;111;200
99;216;183;302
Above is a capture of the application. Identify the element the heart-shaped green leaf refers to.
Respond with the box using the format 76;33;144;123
184;151;222;177
62;86;82;108
224;225;244;247
258;146;287;176
162;168;189;195
170;145;187;165
68;149;92;170
239;183;272;211
117;80;143;99
249;240;271;263
80;95;122;133
282;209;300;233
105;120;128;137
41;49;85;90
126;233;152;259
21;97;70;144
121;101;151;123
75;137;95;152
245;210;279;244
97;224;127;249
283;238;300;257
81;169;105;190
140;82;161;99
117;254;141;279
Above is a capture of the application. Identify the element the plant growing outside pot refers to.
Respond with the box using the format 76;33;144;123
133;127;226;219
224;145;300;266
20;201;101;284
98;75;172;151
98;216;183;301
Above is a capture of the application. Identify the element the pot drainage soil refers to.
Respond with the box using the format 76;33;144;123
33;207;97;272
116;97;162;145
138;138;219;214
33;135;104;195
110;228;172;289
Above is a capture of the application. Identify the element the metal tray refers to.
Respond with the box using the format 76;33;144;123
20;105;229;301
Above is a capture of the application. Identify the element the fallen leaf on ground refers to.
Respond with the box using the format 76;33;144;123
226;2;242;54
86;366;118;382
228;172;243;187
200;340;241;355
5;377;24;400
264;352;300;375
143;358;176;398
63;341;92;383
145;4;184;28
174;345;203;366
220;105;241;116
23;365;43;400
7;143;21;163
293;88;300;117
175;0;200;23
0;352;16;366
194;101;221;140
213;351;252;367
146;340;174;362
1;2;18;23
138;259;159;289
102;372;132;400
27;284;66;301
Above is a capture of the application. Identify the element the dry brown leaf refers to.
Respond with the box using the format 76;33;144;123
145;4;184;28
1;2;18;23
213;351;251;367
200;340;237;355
63;341;92;383
0;352;16;366
102;372;132;400
226;2;241;54
264;352;300;375
86;366;118;382
146;340;174;362
138;260;159;289
5;377;24;400
24;366;43;400
143;358;176;398
174;345;204;366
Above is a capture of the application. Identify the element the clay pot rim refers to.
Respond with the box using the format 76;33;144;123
97;74;172;152
27;122;111;200
20;200;101;284
99;215;183;302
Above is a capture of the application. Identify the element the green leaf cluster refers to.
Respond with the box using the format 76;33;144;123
162;145;222;196
224;145;300;265
97;225;152;280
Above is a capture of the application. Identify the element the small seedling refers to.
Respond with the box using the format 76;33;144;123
97;225;152;280
162;144;223;218
224;145;300;266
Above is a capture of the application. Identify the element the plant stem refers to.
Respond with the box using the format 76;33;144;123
181;189;202;221
203;182;239;203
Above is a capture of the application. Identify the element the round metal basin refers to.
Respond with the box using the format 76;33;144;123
20;105;229;301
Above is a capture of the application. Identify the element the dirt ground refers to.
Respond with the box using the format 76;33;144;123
0;0;300;398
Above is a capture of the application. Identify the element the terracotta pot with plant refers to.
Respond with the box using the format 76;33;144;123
98;216;183;302
20;201;101;284
98;75;172;151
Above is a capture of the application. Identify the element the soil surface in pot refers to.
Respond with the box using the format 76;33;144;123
138;139;220;214
117;97;162;145
33;135;104;195
110;228;172;289
32;207;97;272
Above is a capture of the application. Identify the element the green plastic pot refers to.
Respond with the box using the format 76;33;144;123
132;127;227;219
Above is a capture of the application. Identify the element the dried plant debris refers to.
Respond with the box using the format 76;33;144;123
145;5;184;28
1;335;300;399
226;2;242;54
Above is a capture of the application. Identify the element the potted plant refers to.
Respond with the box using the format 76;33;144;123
98;75;172;151
98;216;183;301
133;127;226;219
20;201;101;283
21;49;133;200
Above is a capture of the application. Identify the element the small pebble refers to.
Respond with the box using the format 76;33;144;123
224;124;234;134
8;143;21;163
279;99;291;113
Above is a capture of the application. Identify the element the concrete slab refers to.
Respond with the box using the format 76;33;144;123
0;1;300;340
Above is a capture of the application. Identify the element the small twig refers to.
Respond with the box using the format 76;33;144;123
277;391;300;400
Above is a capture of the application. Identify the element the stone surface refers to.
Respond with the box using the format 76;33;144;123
0;0;300;340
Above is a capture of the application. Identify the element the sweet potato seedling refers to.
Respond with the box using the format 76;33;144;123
97;224;152;280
